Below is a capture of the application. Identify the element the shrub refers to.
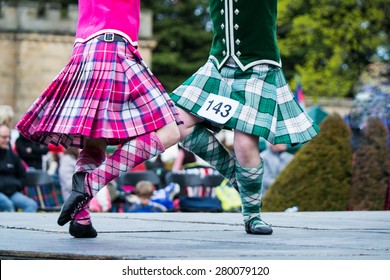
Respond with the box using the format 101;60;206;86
263;113;352;211
349;117;389;210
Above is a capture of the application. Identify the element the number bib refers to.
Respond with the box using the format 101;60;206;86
197;94;239;124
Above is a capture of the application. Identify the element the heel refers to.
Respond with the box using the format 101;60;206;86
69;220;98;238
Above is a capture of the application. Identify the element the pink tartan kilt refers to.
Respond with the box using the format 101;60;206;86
16;37;182;148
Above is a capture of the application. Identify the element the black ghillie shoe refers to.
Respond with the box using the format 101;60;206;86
244;217;273;235
57;172;91;226
69;220;98;238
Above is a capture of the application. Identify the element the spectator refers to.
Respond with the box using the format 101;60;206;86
261;144;294;194
146;154;165;171
127;180;168;213
0;105;18;147
59;147;80;200
0;124;38;212
45;144;65;177
146;154;167;183
15;134;49;170
89;184;113;213
0;105;14;127
151;181;180;210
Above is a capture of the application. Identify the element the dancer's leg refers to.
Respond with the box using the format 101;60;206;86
177;108;237;188
180;125;237;188
58;123;179;228
75;143;107;174
234;131;272;235
73;143;107;226
87;132;165;195
87;123;179;195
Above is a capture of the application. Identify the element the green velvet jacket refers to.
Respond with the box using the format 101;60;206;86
209;0;281;71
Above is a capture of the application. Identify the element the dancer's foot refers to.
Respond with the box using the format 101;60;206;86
69;220;98;238
57;172;91;226
244;217;273;235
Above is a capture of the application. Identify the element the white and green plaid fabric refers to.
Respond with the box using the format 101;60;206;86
171;60;319;144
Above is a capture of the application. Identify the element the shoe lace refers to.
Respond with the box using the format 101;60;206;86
71;196;91;219
248;217;271;228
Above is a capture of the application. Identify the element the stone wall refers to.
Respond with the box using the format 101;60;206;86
0;3;153;37
0;2;156;125
305;97;353;116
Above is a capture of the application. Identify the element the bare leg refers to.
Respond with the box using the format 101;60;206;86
233;131;272;234
176;107;203;140
155;122;181;149
233;131;261;167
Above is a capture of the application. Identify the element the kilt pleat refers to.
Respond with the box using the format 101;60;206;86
170;60;319;144
17;37;182;148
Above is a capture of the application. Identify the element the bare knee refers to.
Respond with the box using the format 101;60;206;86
178;123;194;142
176;107;202;141
156;122;180;149
234;131;261;167
168;124;181;146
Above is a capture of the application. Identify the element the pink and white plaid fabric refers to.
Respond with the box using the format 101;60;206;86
17;37;182;148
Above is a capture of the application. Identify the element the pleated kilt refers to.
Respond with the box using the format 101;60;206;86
170;60;319;144
16;36;182;148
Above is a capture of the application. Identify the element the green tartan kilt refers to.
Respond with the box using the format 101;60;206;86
170;60;319;144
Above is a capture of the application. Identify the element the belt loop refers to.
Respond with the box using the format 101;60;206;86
103;33;115;42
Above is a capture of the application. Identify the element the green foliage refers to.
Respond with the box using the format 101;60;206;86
142;0;212;92
263;114;353;211
278;0;390;98
349;117;389;210
8;1;388;97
